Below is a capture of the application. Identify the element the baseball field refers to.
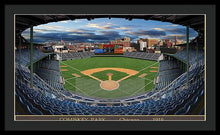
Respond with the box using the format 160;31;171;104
60;57;159;99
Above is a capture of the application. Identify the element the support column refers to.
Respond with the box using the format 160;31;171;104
189;40;191;62
30;25;34;88
28;36;30;59
186;25;189;87
19;35;21;68
196;38;199;66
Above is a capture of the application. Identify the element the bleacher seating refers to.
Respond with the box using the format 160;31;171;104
15;46;204;115
154;60;184;90
174;48;204;64
15;48;49;66
123;52;161;61
58;52;95;60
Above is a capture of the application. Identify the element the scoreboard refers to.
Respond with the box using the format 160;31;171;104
95;44;123;54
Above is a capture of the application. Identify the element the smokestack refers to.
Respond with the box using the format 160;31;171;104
175;36;177;45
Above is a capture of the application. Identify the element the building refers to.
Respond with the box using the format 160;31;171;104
140;41;147;51
110;36;131;47
66;45;78;52
176;39;184;45
137;38;158;50
163;39;173;48
147;39;159;47
158;40;164;46
52;45;65;53
123;47;137;52
138;38;148;51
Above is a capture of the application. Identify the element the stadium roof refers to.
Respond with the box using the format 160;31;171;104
16;15;204;36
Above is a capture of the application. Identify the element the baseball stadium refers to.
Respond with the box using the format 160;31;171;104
15;15;205;116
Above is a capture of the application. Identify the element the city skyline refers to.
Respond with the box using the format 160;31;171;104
21;18;198;43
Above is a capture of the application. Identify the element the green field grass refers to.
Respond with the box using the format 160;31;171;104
60;57;159;99
92;70;128;81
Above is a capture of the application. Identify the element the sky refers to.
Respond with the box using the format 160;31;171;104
21;18;198;43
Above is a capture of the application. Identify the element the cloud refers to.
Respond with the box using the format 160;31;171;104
86;23;113;30
152;28;165;31
166;28;186;33
86;23;133;30
72;20;82;23
115;27;132;30
131;30;166;37
166;28;198;38
98;31;121;37
65;29;91;33
124;24;141;27
44;25;63;29
23;28;94;35
39;25;64;31
35;29;62;33
125;31;133;34
59;21;68;23
168;34;185;37
21;28;62;34
161;34;196;41
23;30;124;43
162;24;178;27
23;28;167;43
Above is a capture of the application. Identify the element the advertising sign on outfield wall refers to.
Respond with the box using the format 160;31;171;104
95;44;123;54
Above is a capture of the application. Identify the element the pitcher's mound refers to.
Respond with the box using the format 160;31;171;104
100;80;119;91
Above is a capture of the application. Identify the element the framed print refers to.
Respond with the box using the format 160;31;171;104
4;4;216;131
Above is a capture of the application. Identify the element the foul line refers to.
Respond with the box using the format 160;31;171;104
88;88;104;96
87;74;103;82
130;80;154;96
140;77;153;81
138;62;159;72
116;74;133;83
65;80;88;96
60;61;81;72
117;88;131;95
65;76;78;81
80;57;93;66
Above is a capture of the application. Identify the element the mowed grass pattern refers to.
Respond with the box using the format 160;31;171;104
60;57;159;99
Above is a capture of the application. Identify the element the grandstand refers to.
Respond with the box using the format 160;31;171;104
154;60;184;90
57;52;95;60
15;15;205;116
123;52;161;61
15;43;204;115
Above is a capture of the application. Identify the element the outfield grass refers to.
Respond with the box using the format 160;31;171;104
60;57;159;99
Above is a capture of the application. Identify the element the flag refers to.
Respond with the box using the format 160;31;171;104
61;39;64;44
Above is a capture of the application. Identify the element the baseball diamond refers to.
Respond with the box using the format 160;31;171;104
60;57;159;99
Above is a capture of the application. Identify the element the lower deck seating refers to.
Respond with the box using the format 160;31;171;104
155;60;184;90
15;47;204;115
123;52;161;61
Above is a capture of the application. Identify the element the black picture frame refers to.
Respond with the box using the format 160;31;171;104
4;4;216;131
